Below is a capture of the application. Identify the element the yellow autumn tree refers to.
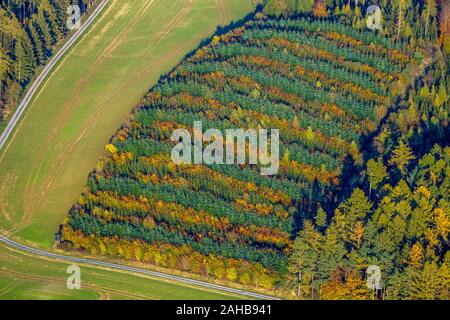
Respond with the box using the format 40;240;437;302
105;143;118;154
312;0;328;18
409;242;424;269
388;140;415;175
321;270;371;300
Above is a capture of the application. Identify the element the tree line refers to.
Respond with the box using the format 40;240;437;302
263;0;450;51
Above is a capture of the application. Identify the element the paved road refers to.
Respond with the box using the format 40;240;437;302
0;235;280;300
0;0;280;301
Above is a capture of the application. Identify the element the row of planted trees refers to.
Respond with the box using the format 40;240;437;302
61;12;420;292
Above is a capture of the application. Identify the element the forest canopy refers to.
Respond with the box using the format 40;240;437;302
2;0;446;299
58;0;450;298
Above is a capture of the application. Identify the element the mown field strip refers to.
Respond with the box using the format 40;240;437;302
0;240;249;300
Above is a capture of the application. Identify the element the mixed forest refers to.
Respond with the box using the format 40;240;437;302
57;0;449;299
0;0;98;127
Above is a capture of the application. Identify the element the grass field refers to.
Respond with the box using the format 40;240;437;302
0;0;254;248
0;0;254;299
0;243;244;299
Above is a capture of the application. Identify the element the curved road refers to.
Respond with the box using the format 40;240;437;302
0;235;279;300
0;0;280;300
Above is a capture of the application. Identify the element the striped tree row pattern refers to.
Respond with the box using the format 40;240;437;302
61;16;421;289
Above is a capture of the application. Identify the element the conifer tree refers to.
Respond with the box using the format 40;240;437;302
27;21;45;64
0;47;9;83
288;221;322;298
423;0;437;37
339;188;372;224
437;81;449;104
315;206;327;228
35;13;53;52
13;33;36;84
366;158;388;197
389;140;415;175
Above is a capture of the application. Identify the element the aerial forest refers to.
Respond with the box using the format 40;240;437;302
53;0;449;299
